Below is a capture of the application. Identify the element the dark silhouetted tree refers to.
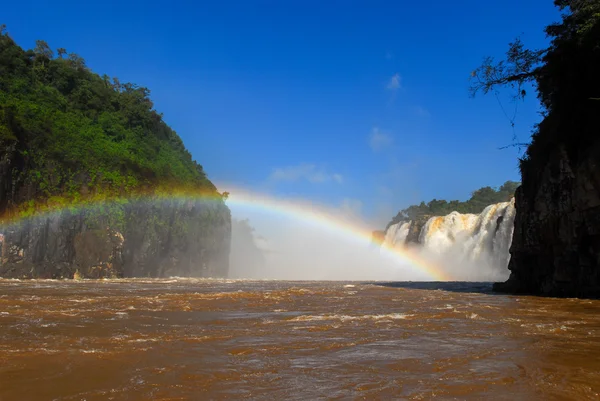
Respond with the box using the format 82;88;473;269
470;0;600;174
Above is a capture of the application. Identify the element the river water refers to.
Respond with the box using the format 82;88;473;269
1;279;600;400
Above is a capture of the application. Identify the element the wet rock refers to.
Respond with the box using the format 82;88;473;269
405;216;431;245
0;199;231;279
73;229;124;278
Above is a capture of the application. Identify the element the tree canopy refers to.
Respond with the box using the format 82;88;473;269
386;181;519;229
0;29;223;216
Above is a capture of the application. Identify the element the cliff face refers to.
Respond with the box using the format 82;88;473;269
0;199;231;279
494;145;600;297
122;199;231;278
406;216;430;246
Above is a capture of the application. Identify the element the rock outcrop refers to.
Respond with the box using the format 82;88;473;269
0;199;231;279
406;216;431;246
494;145;600;297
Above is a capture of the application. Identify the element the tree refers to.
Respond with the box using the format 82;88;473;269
470;1;600;121
470;0;600;173
67;53;86;70
385;180;521;229
0;24;6;35
499;181;520;199
0;30;223;218
469;37;545;101
57;48;67;59
101;74;110;87
34;40;53;59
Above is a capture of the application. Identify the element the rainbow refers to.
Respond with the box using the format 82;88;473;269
0;187;451;281
220;188;451;281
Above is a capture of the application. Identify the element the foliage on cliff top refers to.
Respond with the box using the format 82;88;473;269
0;28;226;218
386;180;519;229
470;0;600;188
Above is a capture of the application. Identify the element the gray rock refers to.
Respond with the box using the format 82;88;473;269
0;199;231;279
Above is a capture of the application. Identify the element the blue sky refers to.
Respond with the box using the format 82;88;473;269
4;0;561;226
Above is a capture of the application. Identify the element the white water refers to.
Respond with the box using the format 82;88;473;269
383;199;516;281
384;221;411;249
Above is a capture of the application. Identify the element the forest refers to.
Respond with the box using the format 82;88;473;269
386;180;519;228
0;26;222;218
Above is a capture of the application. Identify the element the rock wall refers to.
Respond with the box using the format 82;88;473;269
0;199;231;279
494;145;600;297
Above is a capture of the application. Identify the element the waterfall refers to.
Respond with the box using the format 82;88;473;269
383;221;411;249
383;199;516;280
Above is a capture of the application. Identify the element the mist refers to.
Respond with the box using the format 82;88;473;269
414;246;511;282
228;208;429;281
227;195;514;282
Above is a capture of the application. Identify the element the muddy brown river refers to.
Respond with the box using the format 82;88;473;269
1;279;600;400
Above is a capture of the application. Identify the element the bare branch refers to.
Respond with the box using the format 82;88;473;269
469;37;546;99
498;142;530;150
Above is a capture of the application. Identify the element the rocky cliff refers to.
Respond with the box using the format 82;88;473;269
493;145;600;297
0;199;231;279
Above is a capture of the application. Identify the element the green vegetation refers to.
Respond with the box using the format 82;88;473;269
0;29;225;219
387;181;519;228
469;1;600;187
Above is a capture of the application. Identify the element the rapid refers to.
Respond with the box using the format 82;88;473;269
2;278;600;400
